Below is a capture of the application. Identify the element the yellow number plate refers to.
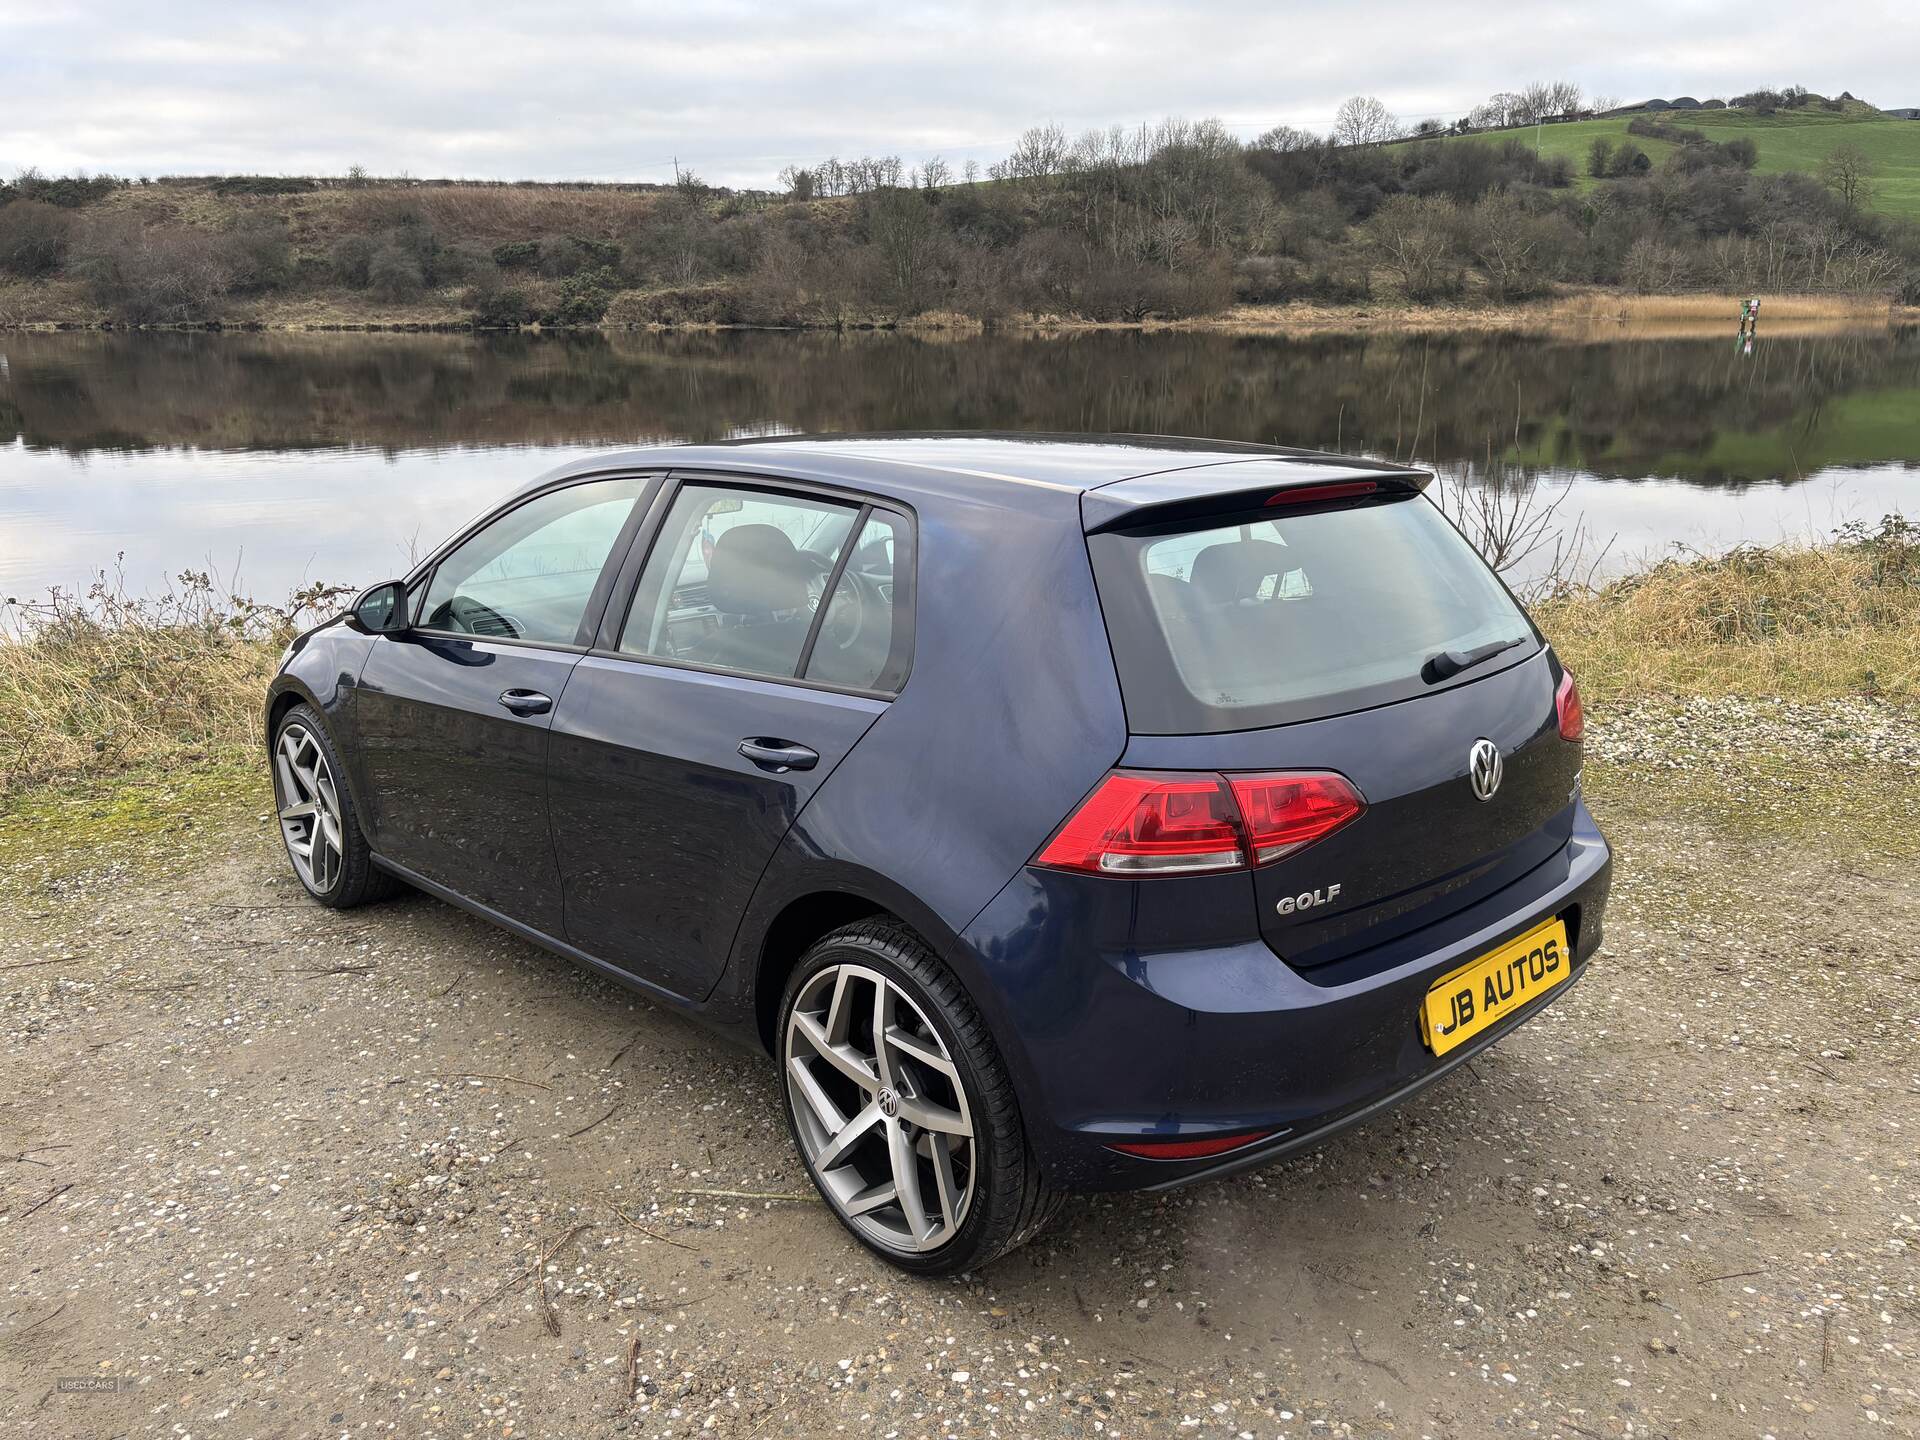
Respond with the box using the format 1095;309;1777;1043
1420;918;1570;1056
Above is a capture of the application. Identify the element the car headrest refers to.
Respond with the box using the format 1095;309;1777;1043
1190;538;1291;604
706;524;809;617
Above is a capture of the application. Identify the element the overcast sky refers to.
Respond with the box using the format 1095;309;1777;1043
4;1;1916;188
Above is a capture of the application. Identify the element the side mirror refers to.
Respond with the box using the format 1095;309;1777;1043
352;580;411;634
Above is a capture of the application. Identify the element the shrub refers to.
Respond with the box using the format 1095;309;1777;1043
0;199;73;277
366;243;425;300
491;239;541;269
13;170;122;208
604;283;741;326
70;215;230;323
330;233;375;287
538;234;622;277
465;279;536;327
210;176;317;197
552;267;617;323
218;216;293;293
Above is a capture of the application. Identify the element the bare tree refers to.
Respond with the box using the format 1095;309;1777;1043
1366;194;1463;299
1253;124;1322;152
1819;142;1873;213
1331;95;1398;147
920;155;951;190
1434;465;1611;601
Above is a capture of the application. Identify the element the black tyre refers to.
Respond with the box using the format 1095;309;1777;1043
778;918;1063;1274
270;703;401;909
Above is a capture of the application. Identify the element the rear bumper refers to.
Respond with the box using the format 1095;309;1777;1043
958;800;1612;1191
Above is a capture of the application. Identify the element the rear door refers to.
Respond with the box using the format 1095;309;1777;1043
1087;476;1579;970
353;473;653;935
547;476;914;999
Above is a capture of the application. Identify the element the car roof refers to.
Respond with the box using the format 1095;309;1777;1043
526;432;1420;501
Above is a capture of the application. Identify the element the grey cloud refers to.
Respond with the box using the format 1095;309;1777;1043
1;0;1913;186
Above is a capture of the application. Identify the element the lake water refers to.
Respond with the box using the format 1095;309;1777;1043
2;327;1917;605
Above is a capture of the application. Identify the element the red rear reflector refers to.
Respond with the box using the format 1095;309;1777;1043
1555;667;1585;742
1034;770;1364;876
1263;480;1377;508
1106;1129;1278;1160
1228;772;1365;864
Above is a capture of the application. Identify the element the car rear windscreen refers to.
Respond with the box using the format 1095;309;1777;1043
1088;493;1537;733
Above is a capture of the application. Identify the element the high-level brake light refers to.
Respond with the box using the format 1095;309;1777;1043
1034;770;1364;877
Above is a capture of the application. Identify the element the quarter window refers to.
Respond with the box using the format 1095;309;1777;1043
620;484;910;692
419;477;645;645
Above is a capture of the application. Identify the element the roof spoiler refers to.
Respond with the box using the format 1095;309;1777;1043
1081;457;1431;534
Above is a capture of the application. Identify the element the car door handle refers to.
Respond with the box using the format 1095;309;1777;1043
738;738;819;773
498;689;553;716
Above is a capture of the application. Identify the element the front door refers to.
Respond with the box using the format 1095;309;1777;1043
352;473;651;935
548;479;913;998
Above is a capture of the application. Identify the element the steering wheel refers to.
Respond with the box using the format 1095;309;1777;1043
802;568;879;652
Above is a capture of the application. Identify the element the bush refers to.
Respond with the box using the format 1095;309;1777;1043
465;279;536;327
218;216;292;293
210;176;317;197
12;170;121;208
0;199;73;277
538;234;622;277
330;234;375;288
551;268;617;324
604;283;741;326
70;216;230;323
366;243;426;301
491;239;541;269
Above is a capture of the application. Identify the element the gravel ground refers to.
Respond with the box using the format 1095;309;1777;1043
1;703;1916;1440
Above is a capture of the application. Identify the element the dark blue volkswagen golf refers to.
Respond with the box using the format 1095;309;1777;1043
266;433;1610;1273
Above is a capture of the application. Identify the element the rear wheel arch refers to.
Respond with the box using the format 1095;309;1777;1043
753;891;890;1052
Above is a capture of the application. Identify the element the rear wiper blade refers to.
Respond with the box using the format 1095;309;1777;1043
1423;637;1527;684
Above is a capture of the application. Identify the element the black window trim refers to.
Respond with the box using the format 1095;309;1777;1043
589;468;918;700
403;471;663;652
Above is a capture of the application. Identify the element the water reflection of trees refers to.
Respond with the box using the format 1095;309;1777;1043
2;328;1915;485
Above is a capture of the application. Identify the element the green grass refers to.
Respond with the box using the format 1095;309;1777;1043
1395;102;1920;218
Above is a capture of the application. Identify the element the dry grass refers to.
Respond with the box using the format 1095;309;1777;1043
0;569;346;798
1538;516;1920;705
3;523;1914;803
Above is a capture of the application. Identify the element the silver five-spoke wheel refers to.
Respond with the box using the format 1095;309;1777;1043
273;721;344;895
784;963;976;1255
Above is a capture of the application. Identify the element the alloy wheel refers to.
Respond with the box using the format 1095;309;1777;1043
274;722;345;895
784;963;977;1254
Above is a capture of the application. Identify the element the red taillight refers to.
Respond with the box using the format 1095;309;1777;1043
1106;1129;1278;1160
1034;770;1364;876
1228;772;1366;864
1033;772;1243;876
1264;480;1378;508
1555;667;1585;743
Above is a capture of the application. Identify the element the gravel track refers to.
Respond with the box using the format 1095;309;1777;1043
2;707;1916;1439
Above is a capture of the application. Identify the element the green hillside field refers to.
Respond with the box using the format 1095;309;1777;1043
1395;102;1920;218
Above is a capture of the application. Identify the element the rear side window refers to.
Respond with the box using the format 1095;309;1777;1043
1089;495;1537;733
619;483;913;694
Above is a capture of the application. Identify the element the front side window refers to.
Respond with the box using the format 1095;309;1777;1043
419;477;645;645
619;483;910;692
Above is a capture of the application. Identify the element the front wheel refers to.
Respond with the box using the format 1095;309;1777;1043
270;703;399;909
778;919;1062;1274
